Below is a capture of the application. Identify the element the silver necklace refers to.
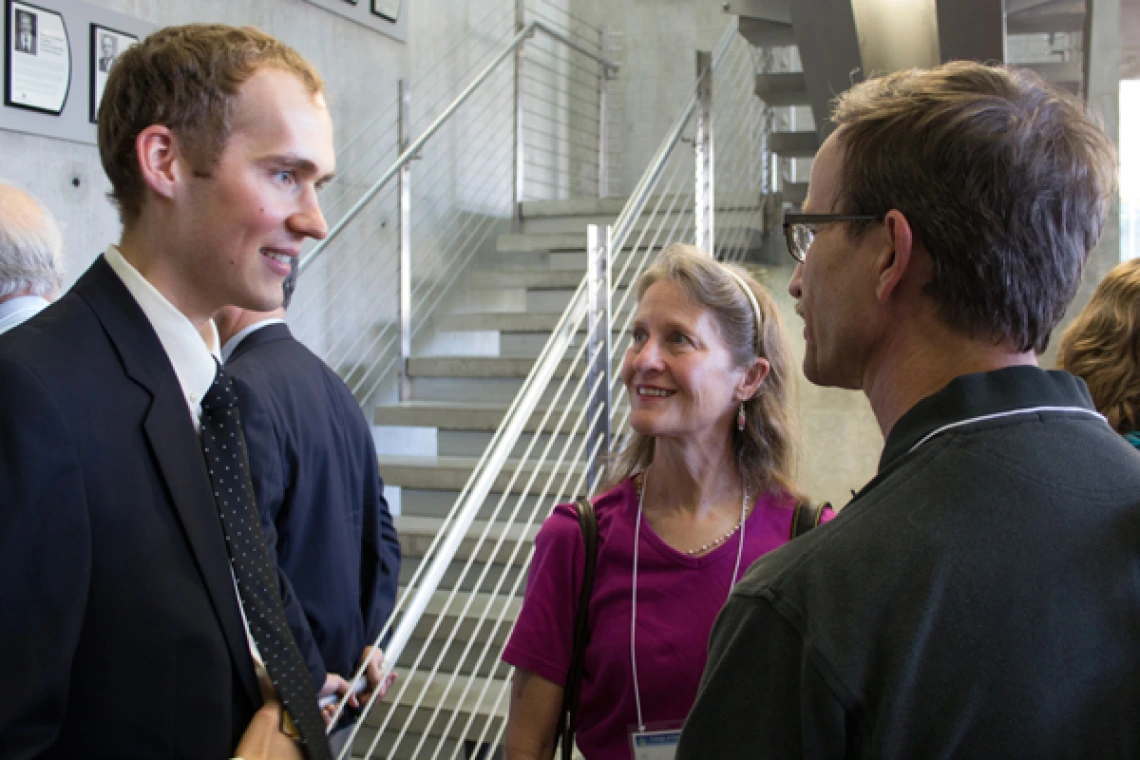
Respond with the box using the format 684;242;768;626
634;472;751;556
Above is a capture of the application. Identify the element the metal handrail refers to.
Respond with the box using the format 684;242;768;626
325;18;768;759
299;19;619;274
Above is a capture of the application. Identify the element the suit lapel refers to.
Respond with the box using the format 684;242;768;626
75;257;261;705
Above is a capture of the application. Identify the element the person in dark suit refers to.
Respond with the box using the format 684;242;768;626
0;24;337;759
14;11;36;55
97;33;117;73
215;264;402;739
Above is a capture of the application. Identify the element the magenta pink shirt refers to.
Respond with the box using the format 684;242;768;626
502;478;835;759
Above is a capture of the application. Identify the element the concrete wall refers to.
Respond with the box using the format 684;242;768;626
0;0;515;292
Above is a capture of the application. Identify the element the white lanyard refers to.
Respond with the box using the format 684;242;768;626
904;405;1105;457
629;469;748;732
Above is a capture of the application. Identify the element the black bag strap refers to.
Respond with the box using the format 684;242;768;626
554;497;599;760
790;499;829;539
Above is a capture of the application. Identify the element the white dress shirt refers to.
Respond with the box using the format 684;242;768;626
104;245;277;700
0;294;50;335
104;246;219;427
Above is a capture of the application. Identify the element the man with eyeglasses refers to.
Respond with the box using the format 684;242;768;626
678;61;1140;759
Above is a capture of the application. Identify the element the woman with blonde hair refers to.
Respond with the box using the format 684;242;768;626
1058;257;1140;449
501;244;834;759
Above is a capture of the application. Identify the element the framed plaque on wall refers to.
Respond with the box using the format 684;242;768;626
5;0;71;114
303;0;405;42
89;23;136;122
371;0;398;22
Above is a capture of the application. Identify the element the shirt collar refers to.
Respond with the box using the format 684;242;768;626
0;294;50;333
878;366;1099;473
103;245;219;419
221;318;286;363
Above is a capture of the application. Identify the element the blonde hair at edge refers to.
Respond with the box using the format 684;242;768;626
601;243;801;501
1058;257;1140;434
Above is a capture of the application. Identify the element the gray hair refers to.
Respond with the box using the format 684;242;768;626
0;186;64;299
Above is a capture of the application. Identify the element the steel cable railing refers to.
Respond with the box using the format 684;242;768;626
289;16;619;412
336;18;775;759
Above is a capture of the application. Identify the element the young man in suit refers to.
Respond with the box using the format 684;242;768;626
0;24;337;759
215;264;401;745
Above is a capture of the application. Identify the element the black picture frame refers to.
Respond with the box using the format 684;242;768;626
89;22;135;123
5;0;71;115
371;0;399;22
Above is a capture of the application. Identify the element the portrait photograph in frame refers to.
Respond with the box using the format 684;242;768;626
371;0;399;22
5;0;71;114
89;23;136;122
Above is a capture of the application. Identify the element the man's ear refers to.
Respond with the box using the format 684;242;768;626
135;125;183;202
875;209;915;303
736;357;771;403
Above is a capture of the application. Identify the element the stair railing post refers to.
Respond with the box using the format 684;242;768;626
397;79;413;401
694;50;715;255
513;0;526;225
586;224;612;493
597;24;609;199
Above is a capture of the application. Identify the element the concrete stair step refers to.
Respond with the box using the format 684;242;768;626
520;196;630;218
754;72;809;106
499;216;764;253
1022;60;1082;87
769;130;820;158
409;376;568;404
382;457;584;494
726;0;792;24
520;205;761;236
376;401;516;431
468;269;586;290
437;428;586;459
408;588;522;646
395;514;541;563
783;181;808;205
466;265;641;292
400;554;528;595
517;194;690;219
1006;11;1084;35
400;638;513;681
435;310;632;334
398;488;551;521
351;670;509;758
737;15;796;47
407;355;578;379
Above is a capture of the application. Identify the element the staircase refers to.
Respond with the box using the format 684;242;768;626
297;15;772;757
726;0;1091;213
358;197;626;759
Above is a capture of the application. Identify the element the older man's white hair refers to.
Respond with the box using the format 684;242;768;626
0;183;64;300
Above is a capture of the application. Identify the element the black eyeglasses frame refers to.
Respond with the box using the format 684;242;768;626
782;213;881;263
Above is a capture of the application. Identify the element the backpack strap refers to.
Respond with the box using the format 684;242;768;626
790;499;828;539
555;496;599;760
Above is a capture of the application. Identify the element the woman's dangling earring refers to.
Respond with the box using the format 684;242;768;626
736;402;747;432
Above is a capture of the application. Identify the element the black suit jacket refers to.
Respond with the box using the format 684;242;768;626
226;323;400;685
0;257;260;758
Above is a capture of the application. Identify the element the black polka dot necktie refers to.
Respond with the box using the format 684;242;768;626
200;363;332;760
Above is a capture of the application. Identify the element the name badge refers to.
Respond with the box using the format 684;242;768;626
630;728;681;760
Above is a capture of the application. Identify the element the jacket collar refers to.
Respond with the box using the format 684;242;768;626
72;256;262;706
878;365;1098;474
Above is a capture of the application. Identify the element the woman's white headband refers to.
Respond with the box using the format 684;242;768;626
720;265;764;352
